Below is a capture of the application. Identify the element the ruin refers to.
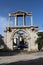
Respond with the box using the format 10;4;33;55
4;11;38;51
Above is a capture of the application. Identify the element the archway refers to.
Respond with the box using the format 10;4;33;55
13;30;28;50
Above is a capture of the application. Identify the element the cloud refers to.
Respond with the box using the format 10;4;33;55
0;16;8;35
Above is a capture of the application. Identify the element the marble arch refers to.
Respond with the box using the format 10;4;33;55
4;11;38;51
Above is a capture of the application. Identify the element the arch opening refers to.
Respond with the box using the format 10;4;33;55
13;30;28;50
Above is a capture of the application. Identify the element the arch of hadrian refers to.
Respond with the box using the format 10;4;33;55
4;11;38;51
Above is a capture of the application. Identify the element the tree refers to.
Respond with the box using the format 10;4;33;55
0;34;4;46
0;34;8;51
36;32;43;51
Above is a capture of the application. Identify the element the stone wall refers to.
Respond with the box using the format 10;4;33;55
4;26;38;51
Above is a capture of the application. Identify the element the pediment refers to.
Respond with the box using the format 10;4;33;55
14;11;26;14
9;10;32;16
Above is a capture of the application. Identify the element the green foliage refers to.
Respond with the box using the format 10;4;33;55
36;32;43;50
36;32;43;45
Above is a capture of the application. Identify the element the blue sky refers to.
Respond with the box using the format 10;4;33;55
0;0;43;35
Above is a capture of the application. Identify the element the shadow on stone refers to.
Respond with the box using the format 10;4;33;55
0;50;21;56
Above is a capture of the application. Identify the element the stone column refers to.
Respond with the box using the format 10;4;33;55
15;15;18;26
16;16;18;25
23;13;25;26
7;31;13;50
8;16;10;27
24;16;26;25
30;16;33;26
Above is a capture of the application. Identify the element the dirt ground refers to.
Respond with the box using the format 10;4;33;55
0;51;43;65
